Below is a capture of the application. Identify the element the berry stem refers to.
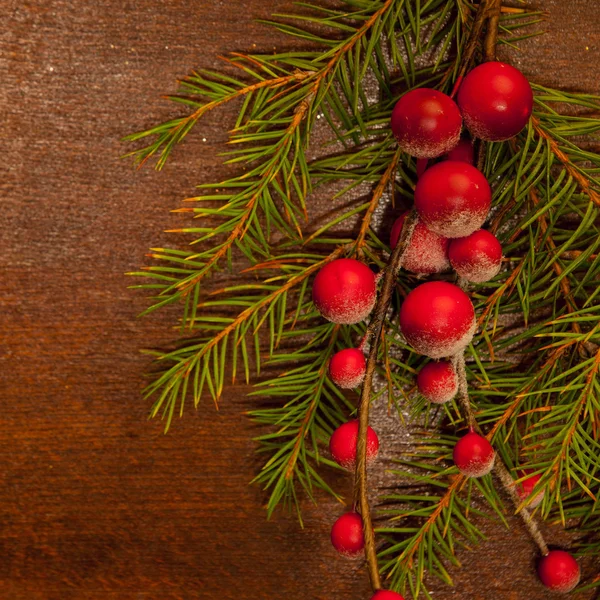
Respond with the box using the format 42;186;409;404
453;348;550;556
353;210;419;592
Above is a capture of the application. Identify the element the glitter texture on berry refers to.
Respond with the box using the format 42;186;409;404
330;512;365;557
516;469;544;508
537;550;581;594
453;431;496;478
329;420;379;469
417;360;458;404
448;229;503;283
329;348;366;389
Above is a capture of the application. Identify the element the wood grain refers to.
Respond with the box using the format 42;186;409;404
2;1;599;598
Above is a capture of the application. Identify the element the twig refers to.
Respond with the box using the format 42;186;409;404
353;211;419;592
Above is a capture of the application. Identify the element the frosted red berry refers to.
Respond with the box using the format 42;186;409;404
329;420;379;469
370;591;406;600
538;550;580;593
399;281;476;358
391;88;462;159
444;136;474;164
414;161;492;238
453;431;495;477
330;512;364;557
329;348;366;389
457;61;533;141
516;469;544;508
448;229;502;283
390;212;450;274
312;258;377;324
417;360;458;404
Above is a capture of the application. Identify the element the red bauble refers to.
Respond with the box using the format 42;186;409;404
390;212;450;274
330;512;364;557
417;360;458;404
329;348;366;389
370;592;405;600
453;431;495;477
448;229;502;283
516;469;544;508
329;420;379;469
414;161;492;238
399;281;476;358
444;136;474;164
538;550;581;594
457;61;533;141
312;258;377;324
391;88;462;159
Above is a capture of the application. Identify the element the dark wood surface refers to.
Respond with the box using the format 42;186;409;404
2;1;599;598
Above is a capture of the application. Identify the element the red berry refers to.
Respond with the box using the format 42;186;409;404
538;550;581;593
312;258;377;324
453;431;495;478
457;61;533;141
329;420;379;469
417;360;458;404
414;161;492;238
399;281;475;358
391;88;462;159
444;136;474;164
330;512;364;557
390;213;450;274
448;229;502;283
329;348;366;389
370;592;405;600
516;469;544;508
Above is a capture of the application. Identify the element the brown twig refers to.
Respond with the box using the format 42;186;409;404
353;211;419;592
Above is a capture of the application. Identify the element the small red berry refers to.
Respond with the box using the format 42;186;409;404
448;229;503;283
516;469;544;508
453;431;495;477
390;212;450;274
312;258;377;324
329;420;379;469
457;61;533;141
399;281;476;358
370;591;405;600
414;161;492;238
329;348;366;389
391;88;462;159
444;136;474;164
538;550;581;593
417;360;458;404
330;512;364;557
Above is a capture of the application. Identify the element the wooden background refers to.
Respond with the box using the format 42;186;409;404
3;1;599;598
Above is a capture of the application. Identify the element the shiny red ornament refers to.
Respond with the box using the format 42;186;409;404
453;431;495;478
329;420;379;470
516;469;544;508
414;161;491;238
399;281;476;358
312;258;377;324
391;88;462;158
329;348;366;389
330;512;365;557
538;550;581;594
417;360;458;404
390;212;450;274
457;61;533;141
370;592;405;600
444;136;474;164
448;229;502;283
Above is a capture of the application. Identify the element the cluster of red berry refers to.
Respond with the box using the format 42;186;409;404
311;62;581;597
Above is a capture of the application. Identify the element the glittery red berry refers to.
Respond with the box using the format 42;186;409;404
453;431;495;478
329;420;379;470
457;61;533;141
417;360;458;404
390;212;450;274
516;469;544;508
399;281;476;358
330;512;364;557
444;136;474;164
414;161;492;238
329;348;366;389
391;88;462;159
312;258;377;324
538;550;581;594
370;591;405;600
448;229;502;283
